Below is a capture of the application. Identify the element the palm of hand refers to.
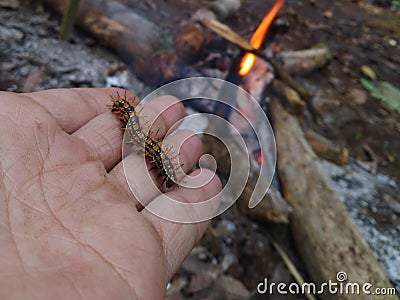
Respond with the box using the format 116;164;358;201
0;89;220;299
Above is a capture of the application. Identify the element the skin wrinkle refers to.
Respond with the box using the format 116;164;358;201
43;169;94;214
0;113;21;133
1;89;220;299
78;122;120;164
62;272;88;300
132;219;168;285
10;191;51;220
106;171;135;203
24;90;105;133
147;218;177;280
20;94;55;117
41;164;116;225
8;233;80;252
52;133;92;166
0;163;14;210
83;240;137;298
14;102;24;137
117;155;151;201
154;188;213;278
40;144;61;179
31;156;139;297
31;118;60;190
80;212;164;298
33;122;49;166
162;229;176;279
12;122;62;215
6;188;30;297
71;90;108;125
35;171;80;242
0;162;8;230
2;108;53;199
35;187;135;299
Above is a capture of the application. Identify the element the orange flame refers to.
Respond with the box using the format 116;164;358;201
239;0;285;76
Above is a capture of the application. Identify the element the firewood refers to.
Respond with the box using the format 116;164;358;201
198;18;320;120
278;45;332;75
272;63;320;120
199;18;253;52
271;99;396;300
174;24;205;63
238;185;292;224
304;129;349;166
42;0;161;59
207;0;241;20
273;80;306;112
192;0;242;21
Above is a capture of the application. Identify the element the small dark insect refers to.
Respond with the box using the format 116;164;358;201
109;92;179;188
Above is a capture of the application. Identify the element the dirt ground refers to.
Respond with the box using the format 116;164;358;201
1;0;399;298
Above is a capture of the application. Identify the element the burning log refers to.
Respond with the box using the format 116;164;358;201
198;0;291;224
200;9;321;120
136;0;245;85
271;99;396;300
238;0;286;75
42;0;161;59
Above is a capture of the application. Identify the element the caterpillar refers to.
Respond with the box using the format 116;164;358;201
110;92;179;188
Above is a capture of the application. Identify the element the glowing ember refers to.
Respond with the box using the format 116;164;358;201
239;53;256;76
239;0;285;76
255;150;266;166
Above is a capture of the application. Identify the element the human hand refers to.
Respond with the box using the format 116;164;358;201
0;88;221;299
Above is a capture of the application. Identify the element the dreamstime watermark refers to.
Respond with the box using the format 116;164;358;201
257;271;397;296
122;77;277;223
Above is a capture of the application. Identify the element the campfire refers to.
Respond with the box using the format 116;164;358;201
239;0;285;76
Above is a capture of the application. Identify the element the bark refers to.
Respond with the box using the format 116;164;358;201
278;45;332;75
42;0;161;59
271;99;396;300
304;129;349;166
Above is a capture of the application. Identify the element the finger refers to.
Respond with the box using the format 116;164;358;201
134;95;186;140
73;95;185;171
72;111;123;170
142;169;222;280
23;87;134;133
109;129;203;207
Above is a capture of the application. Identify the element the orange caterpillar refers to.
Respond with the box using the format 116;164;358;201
110;92;178;187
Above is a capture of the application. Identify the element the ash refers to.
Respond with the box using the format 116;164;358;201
0;3;149;97
321;160;400;291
